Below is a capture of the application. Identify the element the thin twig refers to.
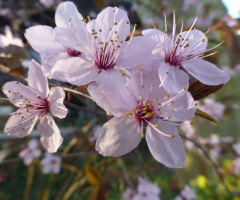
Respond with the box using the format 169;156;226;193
180;133;240;197
118;157;135;191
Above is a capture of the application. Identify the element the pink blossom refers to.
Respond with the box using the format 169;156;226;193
180;185;196;200
180;120;195;137
0;8;14;19
39;0;55;8
19;139;41;165
133;177;160;200
233;143;240;155
209;146;221;158
88;69;196;168
0;26;24;48
209;134;220;146
221;136;233;143
142;12;229;94
89;125;101;142
2;60;67;152
25;2;156;86
200;98;225;119
123;187;136;200
40;152;61;174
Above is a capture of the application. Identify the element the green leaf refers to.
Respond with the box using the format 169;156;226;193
195;108;222;128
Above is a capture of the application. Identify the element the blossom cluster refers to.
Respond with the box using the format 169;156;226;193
1;1;230;168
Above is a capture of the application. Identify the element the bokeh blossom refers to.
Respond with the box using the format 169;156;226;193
40;152;61;174
19;139;41;165
2;60;67;152
0;26;24;48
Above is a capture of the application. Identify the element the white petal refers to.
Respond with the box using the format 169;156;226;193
182;58;230;85
25;25;63;54
94;7;130;42
158;62;189;94
38;115;63;153
48;87;67;118
130;70;167;101
55;1;84;28
2;81;38;107
116;36;157;67
53;27;91;54
178;30;207;55
95;70;137;111
49;57;99;86
160;91;196;121
88;82;128;117
96;117;141;156
4;108;38;138
28;60;49;98
142;29;165;42
146;121;186;168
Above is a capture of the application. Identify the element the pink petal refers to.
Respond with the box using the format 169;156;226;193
38;115;63;153
146;121;186;168
142;29;165;42
181;58;230;85
28;60;49;98
25;25;63;54
160;91;196;121
94;7;130;42
178;30;207;55
96;117;141;156
2;81;37;107
88;82;129;117
158;62;189;94
130;70;167;101
53;27;90;54
95;70;137;112
4;108;38;138
28;139;39;149
49;57;98;86
55;1;84;28
48;87;67;119
116;36;157;67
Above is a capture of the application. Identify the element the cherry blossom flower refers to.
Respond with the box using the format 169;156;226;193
39;0;55;8
180;185;196;200
25;1;156;86
88;68;196;168
1;60;67;152
40;152;61;174
19;139;41;165
221;136;233;143
233;142;240;156
209;134;220;146
0;26;24;48
89;125;101;142
123;187;136;200
142;11;230;94
133;177;160;200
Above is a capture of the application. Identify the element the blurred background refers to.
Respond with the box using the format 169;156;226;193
0;0;240;199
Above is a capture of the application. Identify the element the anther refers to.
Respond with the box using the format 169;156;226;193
152;22;155;26
141;134;145;138
166;71;168;74
156;124;160;128
215;51;218;54
167;116;171;119
190;122;194;125
151;83;154;87
195;103;198;106
139;67;142;71
126;21;129;24
114;22;117;25
122;73;125;76
170;101;174;104
171;135;175;138
183;87;186;90
202;39;205;42
171;109;174;112
196;14;199;17
173;9;176;12
167;94;170;97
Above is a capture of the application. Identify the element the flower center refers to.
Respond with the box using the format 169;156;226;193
93;42;117;70
133;100;156;123
66;47;81;57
